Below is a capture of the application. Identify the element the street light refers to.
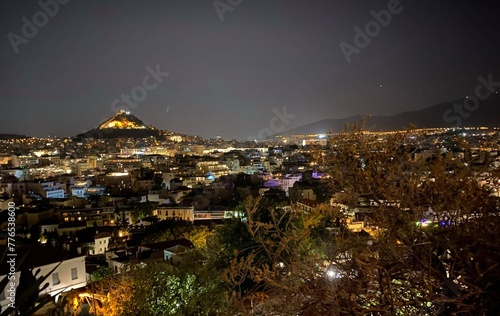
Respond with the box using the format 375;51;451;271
326;264;342;280
326;269;336;279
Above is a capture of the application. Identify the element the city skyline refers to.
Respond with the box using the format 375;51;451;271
2;1;500;314
1;0;499;139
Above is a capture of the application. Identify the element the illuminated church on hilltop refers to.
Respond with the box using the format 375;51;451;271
98;110;148;130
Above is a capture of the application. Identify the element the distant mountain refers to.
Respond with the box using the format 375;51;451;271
281;94;500;135
77;110;161;139
0;133;28;140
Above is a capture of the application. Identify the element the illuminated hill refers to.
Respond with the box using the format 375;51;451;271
78;110;161;139
98;110;148;130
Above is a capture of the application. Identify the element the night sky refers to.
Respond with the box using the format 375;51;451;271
1;0;499;140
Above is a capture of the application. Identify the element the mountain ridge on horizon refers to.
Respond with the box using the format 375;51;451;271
279;94;500;136
2;95;499;140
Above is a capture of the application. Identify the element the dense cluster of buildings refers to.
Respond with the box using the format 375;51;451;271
1;122;500;310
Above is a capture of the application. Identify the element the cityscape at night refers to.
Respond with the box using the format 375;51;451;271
1;1;500;315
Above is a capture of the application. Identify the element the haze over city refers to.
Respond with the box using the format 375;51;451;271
1;0;499;139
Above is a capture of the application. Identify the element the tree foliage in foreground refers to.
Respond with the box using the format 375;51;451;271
92;259;233;316
222;126;500;315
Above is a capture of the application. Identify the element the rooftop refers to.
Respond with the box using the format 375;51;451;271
0;244;84;275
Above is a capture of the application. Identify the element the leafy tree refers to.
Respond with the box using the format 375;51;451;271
131;201;154;223
94;262;233;316
115;206;129;227
91;266;115;282
143;220;214;249
220;125;500;315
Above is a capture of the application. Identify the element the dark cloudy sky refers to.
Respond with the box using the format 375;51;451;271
1;0;499;139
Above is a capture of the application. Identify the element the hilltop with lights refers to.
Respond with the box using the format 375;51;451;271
77;110;161;139
98;110;150;130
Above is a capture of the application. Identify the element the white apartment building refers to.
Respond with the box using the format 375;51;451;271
0;245;86;311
